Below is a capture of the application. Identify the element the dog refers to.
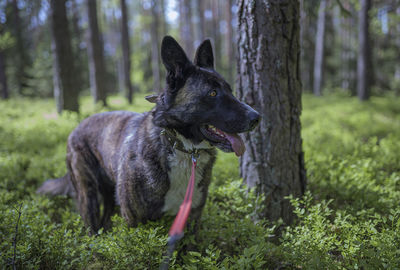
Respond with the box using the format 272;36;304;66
38;36;260;235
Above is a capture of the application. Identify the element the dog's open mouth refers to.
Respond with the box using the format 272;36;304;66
200;125;245;156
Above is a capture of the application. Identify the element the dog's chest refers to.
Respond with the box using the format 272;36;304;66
162;143;212;215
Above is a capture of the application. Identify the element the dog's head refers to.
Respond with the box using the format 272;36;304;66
149;36;260;156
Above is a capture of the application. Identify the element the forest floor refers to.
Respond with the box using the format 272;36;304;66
1;93;400;269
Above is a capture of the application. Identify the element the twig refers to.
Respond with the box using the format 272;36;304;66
12;203;23;270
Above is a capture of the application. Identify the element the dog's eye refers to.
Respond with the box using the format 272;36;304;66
209;90;217;97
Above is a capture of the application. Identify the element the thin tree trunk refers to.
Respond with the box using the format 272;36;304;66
395;7;400;95
225;0;234;85
86;0;107;106
50;0;79;113
160;0;168;36
211;1;222;71
313;0;326;96
194;0;205;46
179;0;193;58
357;0;371;101
340;12;348;90
299;0;312;92
70;0;84;94
237;0;306;224
150;0;161;92
340;3;357;94
0;50;9;99
120;0;133;103
12;0;25;95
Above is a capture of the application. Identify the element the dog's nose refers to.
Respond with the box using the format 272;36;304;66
248;111;260;131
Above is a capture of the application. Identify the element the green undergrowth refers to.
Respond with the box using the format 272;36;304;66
1;93;400;269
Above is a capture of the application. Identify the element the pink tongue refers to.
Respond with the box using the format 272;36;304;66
219;130;245;157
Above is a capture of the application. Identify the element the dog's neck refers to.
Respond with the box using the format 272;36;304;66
160;128;213;154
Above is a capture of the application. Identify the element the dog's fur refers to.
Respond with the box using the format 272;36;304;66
38;36;260;235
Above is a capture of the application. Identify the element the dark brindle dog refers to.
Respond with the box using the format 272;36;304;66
38;36;260;235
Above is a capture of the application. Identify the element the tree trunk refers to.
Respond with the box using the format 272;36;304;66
12;0;26;95
211;1;222;71
70;0;86;92
299;0;312;92
395;7;400;96
357;0;371;101
50;0;79;113
0;50;9;99
86;0;107;106
179;0;193;58
150;0;161;92
160;0;168;36
313;0;326;96
120;0;133;103
194;0;205;46
225;0;234;86
237;0;306;224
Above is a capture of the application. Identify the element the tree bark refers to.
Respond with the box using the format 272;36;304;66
179;0;194;58
120;0;134;103
313;0;327;96
0;50;9;99
237;0;306;224
357;0;371;101
50;0;79;113
86;0;107;106
150;0;161;92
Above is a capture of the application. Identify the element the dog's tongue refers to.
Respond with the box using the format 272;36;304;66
222;131;245;157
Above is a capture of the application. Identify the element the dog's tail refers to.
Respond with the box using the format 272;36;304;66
37;173;76;197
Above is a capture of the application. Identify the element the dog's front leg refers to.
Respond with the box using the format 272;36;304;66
117;178;141;227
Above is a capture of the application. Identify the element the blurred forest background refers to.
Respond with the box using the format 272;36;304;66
0;0;399;108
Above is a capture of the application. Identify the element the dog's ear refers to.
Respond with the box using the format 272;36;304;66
194;39;214;69
161;36;191;75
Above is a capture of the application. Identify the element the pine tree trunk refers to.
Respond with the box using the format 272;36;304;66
50;0;79;113
150;1;161;92
313;0;326;96
120;0;133;103
179;0;194;57
160;0;168;36
211;1;222;71
86;0;107;106
194;0;205;45
357;0;371;101
394;7;400;96
237;0;306;224
70;0;85;92
12;0;26;95
0;50;9;99
299;0;312;92
225;0;234;86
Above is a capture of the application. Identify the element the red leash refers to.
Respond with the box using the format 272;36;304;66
160;153;198;269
